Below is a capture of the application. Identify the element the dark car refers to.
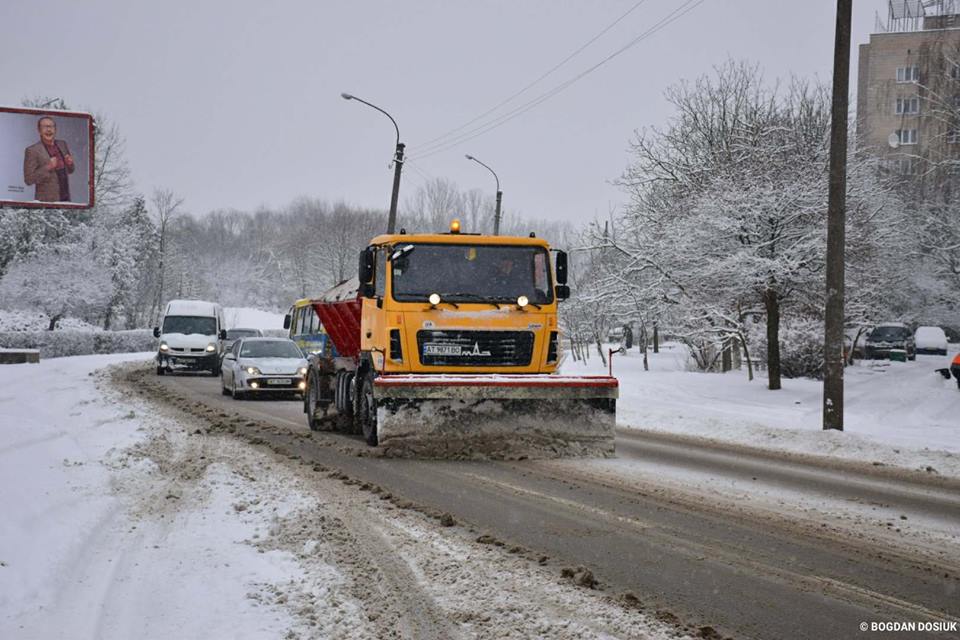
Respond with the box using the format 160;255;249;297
864;323;916;360
224;327;263;352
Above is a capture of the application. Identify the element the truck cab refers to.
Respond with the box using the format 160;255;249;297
355;225;569;376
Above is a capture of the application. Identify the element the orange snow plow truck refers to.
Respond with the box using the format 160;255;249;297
288;220;617;458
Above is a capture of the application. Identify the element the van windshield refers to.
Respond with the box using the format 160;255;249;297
162;316;217;336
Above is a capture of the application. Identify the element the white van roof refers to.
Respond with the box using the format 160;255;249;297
165;299;221;316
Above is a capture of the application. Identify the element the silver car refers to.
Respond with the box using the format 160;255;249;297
220;337;307;400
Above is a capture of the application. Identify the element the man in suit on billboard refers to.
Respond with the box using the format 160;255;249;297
23;116;75;202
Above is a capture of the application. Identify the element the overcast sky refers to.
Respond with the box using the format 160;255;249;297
0;0;885;227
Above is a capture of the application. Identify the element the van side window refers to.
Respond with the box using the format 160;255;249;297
375;249;387;298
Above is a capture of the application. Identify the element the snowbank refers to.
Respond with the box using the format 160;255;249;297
564;342;960;477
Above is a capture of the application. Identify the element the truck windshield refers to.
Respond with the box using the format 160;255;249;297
391;243;553;304
162;316;217;335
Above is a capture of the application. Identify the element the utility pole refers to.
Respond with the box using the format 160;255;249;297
388;142;404;234
823;0;852;431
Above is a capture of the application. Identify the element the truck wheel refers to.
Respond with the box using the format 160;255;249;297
306;377;323;431
359;374;378;446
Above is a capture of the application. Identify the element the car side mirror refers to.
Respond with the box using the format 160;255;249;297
153;327;160;338
283;314;291;330
555;284;570;300
555;251;568;285
358;246;375;284
224;353;235;361
219;329;227;340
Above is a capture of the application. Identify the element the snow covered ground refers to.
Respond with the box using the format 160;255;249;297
565;341;960;478
1;354;688;640
223;307;287;332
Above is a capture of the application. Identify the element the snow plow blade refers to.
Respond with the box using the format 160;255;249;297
373;375;617;459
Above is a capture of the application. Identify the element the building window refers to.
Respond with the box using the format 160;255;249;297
886;157;917;174
895;96;920;114
897;128;918;145
896;65;920;83
948;128;960;144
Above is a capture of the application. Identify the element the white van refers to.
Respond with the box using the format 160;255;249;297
153;299;226;375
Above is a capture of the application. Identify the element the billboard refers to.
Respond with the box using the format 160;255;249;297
0;106;94;209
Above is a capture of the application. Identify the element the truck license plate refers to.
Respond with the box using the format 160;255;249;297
267;378;291;385
423;344;462;356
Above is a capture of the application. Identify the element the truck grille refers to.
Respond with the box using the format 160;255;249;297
417;330;534;366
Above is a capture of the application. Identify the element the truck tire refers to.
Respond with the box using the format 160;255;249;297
359;374;378;447
306;375;323;431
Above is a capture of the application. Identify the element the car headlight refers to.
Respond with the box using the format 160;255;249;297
298;367;308;376
159;342;169;352
205;343;217;352
245;366;261;375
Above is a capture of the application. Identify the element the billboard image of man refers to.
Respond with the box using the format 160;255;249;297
23;116;75;202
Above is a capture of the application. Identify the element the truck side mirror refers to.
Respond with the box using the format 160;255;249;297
555;284;570;300
283;314;291;330
555;251;568;285
358;246;375;284
153;327;160;338
219;329;227;340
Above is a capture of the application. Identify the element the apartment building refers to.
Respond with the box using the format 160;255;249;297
857;0;960;194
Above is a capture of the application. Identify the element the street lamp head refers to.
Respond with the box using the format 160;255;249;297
465;154;474;160
341;92;354;100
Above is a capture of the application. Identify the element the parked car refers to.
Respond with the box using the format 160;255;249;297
220;337;307;400
864;323;916;360
224;327;263;352
914;326;948;356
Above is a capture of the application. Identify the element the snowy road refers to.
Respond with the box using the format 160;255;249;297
134;364;960;640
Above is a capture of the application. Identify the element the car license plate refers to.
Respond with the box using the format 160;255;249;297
423;344;462;356
267;378;291;385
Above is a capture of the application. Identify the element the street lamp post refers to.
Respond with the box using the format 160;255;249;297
465;154;502;235
341;92;404;234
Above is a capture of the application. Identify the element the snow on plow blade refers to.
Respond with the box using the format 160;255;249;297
373;375;618;459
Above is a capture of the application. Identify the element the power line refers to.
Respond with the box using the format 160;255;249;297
410;0;705;162
416;0;651;151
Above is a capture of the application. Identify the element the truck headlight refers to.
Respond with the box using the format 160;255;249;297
517;295;529;308
245;366;261;375
159;342;169;351
205;343;217;352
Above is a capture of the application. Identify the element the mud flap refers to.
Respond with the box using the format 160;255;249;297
373;376;617;459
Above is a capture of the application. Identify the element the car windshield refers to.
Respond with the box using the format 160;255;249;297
162;316;216;335
227;329;260;339
239;341;303;359
391;243;553;304
870;327;910;340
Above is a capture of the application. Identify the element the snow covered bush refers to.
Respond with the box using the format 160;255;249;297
0;330;154;359
755;318;824;380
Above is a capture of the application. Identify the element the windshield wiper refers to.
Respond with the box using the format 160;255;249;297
443;292;502;309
